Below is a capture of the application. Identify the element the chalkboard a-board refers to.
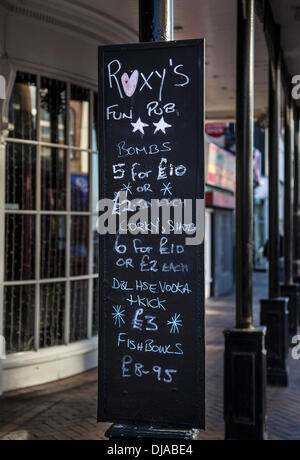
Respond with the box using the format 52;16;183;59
98;39;205;430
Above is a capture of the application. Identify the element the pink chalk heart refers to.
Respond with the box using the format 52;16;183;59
121;70;139;97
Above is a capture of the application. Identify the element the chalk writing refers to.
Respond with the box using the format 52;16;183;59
98;40;205;429
121;355;178;383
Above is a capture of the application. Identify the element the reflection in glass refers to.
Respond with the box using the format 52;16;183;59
40;77;66;144
71;216;89;276
41;216;66;279
92;153;99;214
5;143;36;211
92;92;98;151
4;285;35;353
40;283;65;348
93;216;99;274
92;278;99;336
9;72;37;140
254;200;267;270
70;151;89;211
41;147;66;210
70;85;89;149
5;215;35;281
70;280;88;342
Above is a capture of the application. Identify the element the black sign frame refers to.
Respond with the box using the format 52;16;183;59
98;39;205;430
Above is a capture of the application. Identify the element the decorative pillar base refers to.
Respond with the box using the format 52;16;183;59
105;424;200;441
224;327;267;440
260;298;289;386
280;284;299;338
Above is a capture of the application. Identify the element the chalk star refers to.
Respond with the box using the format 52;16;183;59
112;306;125;328
161;182;173;196
131;117;149;135
167;313;183;335
121;182;133;195
153;116;172;134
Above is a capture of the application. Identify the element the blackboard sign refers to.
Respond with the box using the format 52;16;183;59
98;40;205;430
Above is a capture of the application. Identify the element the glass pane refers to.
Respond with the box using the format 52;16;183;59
4;285;35;354
92;278;99;336
70;280;88;342
70;216;89;276
92;153;99;214
5;215;35;281
40;77;66;144
41;147;66;210
40;283;65;348
70;150;89;211
5;143;36;211
92;92;98;151
70;85;90;149
93;216;99;274
9;72;37;140
41;216;66;279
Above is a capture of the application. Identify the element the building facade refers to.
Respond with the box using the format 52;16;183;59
0;0;137;395
0;1;241;394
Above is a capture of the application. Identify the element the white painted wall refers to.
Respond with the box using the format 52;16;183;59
5;14;98;86
2;338;98;393
0;1;137;88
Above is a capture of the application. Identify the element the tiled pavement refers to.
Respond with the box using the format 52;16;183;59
0;273;299;440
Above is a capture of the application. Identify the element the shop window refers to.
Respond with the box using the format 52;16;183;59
70;150;89;212
41;215;66;279
5;143;36;210
70;85;89;150
4;285;35;354
2;72;99;353
70;216;89;277
40;77;66;144
40;283;65;348
8;72;37;140
5;214;36;282
70;280;89;343
41;147;66;211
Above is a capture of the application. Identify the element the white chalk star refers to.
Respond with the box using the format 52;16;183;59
167;313;183;335
131;117;149;135
153;117;172;134
161;182;173;196
121;182;133;195
112;306;125;328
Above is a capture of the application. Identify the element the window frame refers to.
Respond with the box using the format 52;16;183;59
1;73;99;353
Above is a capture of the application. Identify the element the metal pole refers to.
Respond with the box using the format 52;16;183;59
139;0;174;42
260;39;289;386
235;0;255;329
224;0;267;440
284;90;294;285
281;88;299;338
268;46;281;298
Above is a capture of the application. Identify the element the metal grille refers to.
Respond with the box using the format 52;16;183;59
1;72;99;353
4;285;35;353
